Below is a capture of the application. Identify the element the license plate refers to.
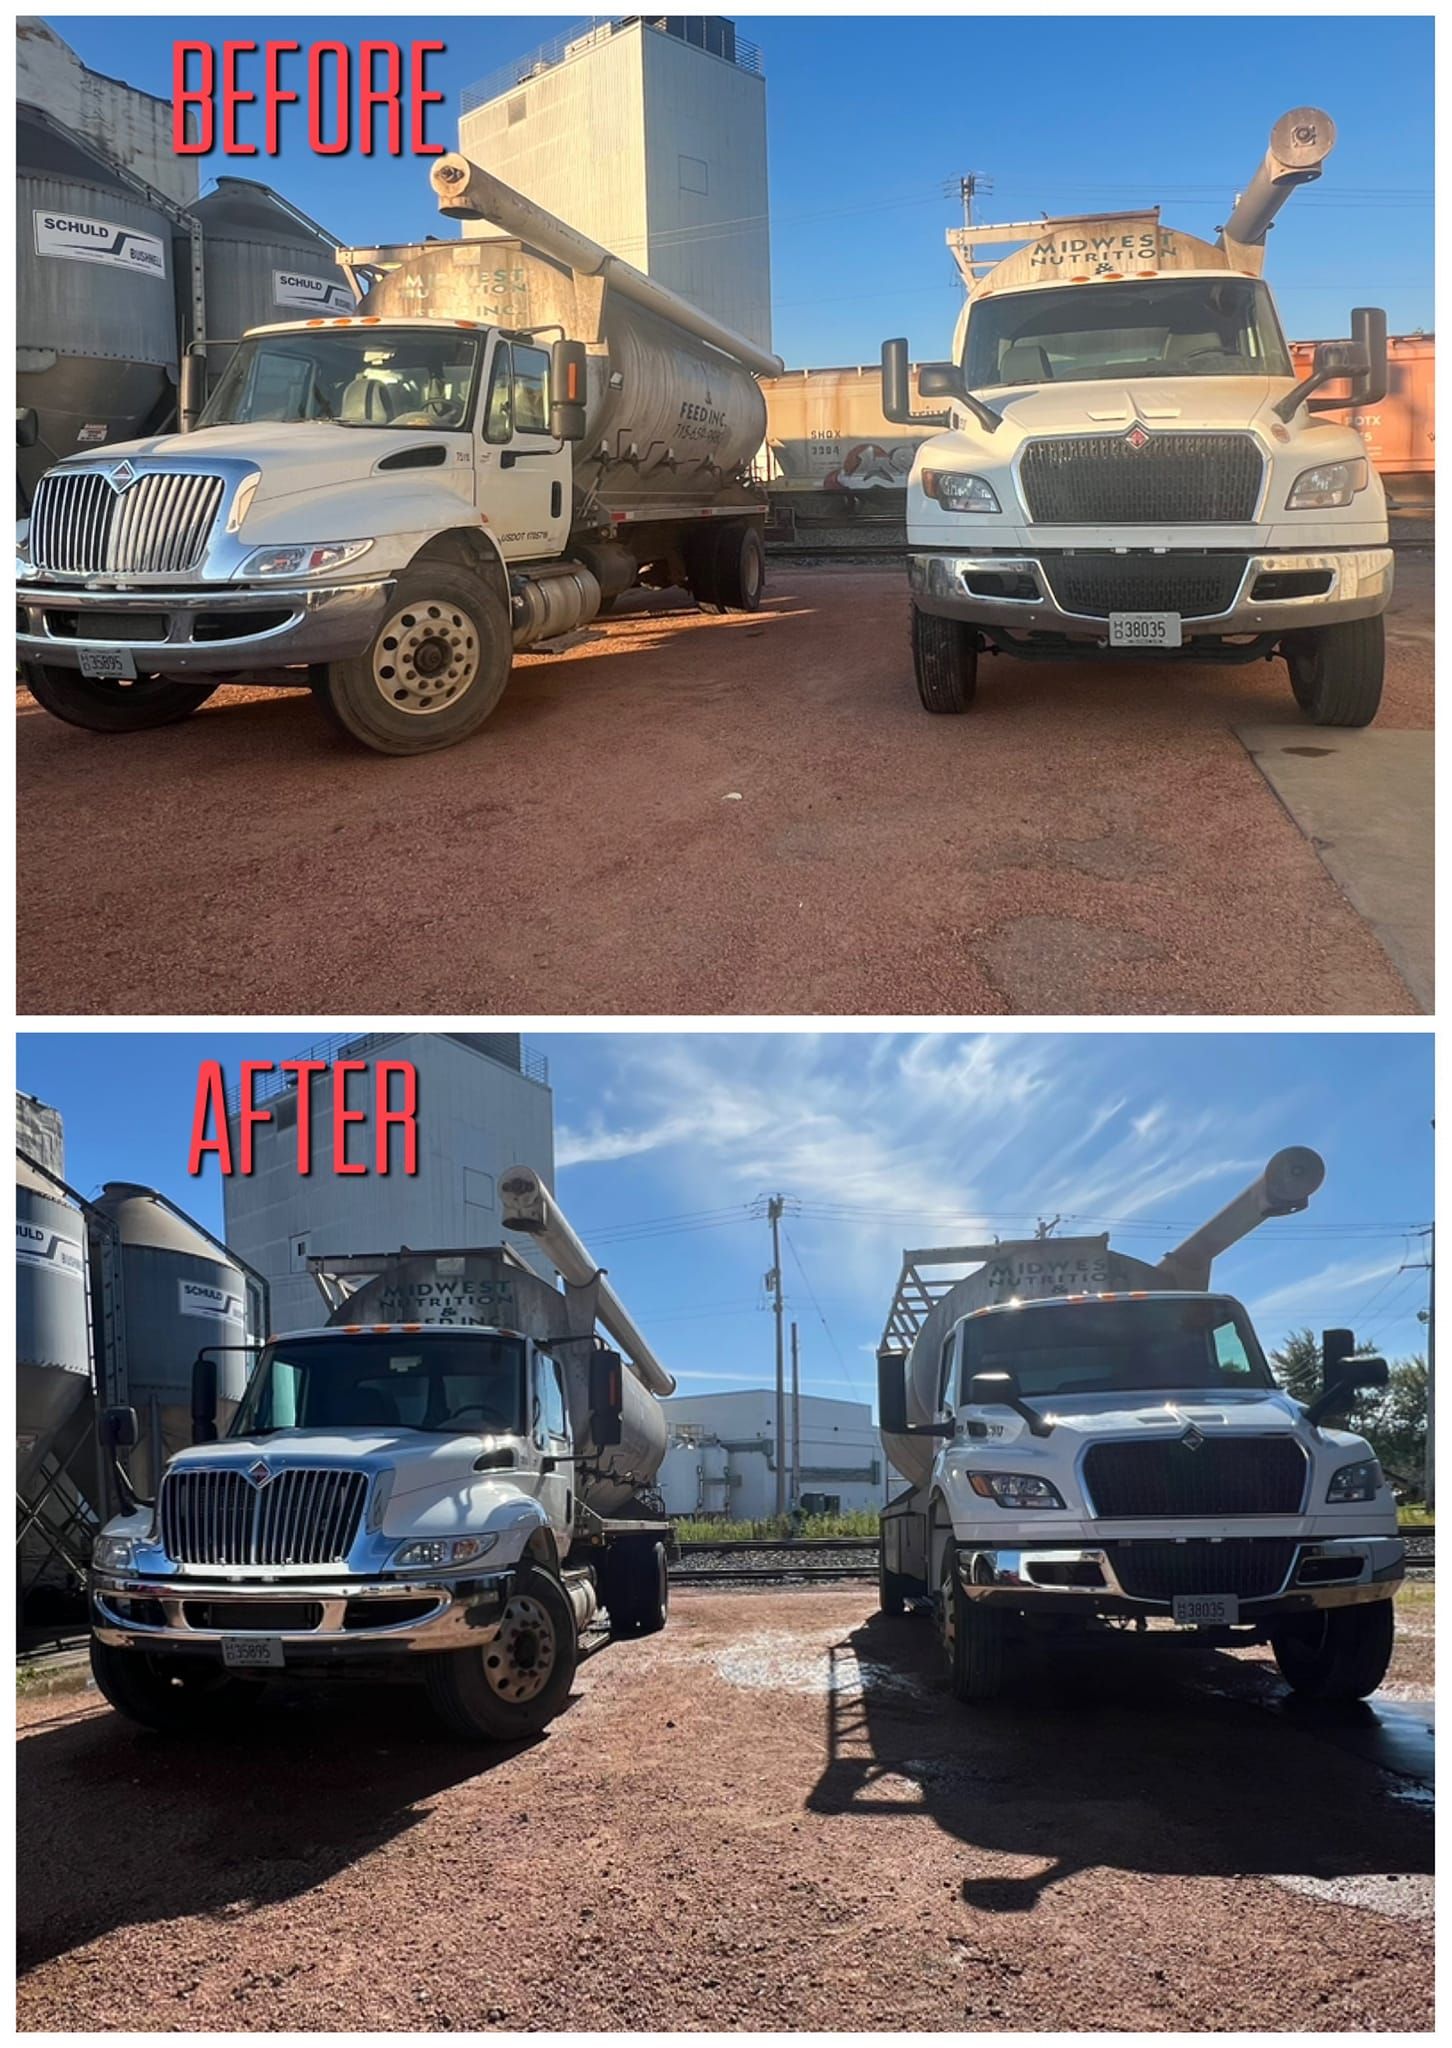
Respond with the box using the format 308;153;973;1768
221;1635;284;1669
1172;1594;1239;1626
78;647;137;680
1109;611;1182;649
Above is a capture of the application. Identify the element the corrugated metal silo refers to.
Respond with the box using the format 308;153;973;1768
16;1153;93;1492
190;177;354;381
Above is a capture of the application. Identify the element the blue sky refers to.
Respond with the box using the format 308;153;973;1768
43;13;1434;363
18;1032;1434;1401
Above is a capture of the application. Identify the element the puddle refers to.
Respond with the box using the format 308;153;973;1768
1264;1871;1433;1923
681;1628;926;1698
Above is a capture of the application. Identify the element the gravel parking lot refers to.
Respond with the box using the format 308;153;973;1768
16;557;1431;1017
17;1582;1432;2032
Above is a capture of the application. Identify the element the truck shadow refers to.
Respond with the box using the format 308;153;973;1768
16;1664;604;1974
806;1613;1432;1913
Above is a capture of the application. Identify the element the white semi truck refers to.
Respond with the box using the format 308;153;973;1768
876;1148;1404;1703
87;1168;676;1741
18;155;781;755
883;109;1394;725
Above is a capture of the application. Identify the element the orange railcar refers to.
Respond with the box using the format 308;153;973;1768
1290;333;1433;499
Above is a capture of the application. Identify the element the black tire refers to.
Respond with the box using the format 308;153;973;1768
713;523;766;612
424;1566;578;1741
1282;614;1385;728
21;662;218;734
1270;1599;1395;1701
686;531;724;612
879;1552;910;1617
911;607;977;713
606;1538;670;1638
315;565;512;755
89;1637;249;1733
938;1540;1004;1701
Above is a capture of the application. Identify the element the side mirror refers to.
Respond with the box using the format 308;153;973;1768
191;1352;219;1443
968;1368;1054;1438
588;1348;624;1448
103;1404;139;1450
550;339;587;442
1305;1331;1388;1424
918;361;968;402
1349;306;1388;407
880;338;951;429
179;349;207;433
16;407;39;450
877;1348;909;1435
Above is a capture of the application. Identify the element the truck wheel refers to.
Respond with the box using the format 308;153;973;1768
89;1637;248;1733
714;524;766;612
21;662;218;734
911;608;977;713
1270;1599;1395;1701
687;531;726;611
424;1567;578;1741
879;1551;911;1616
314;567;512;755
938;1542;1004;1701
607;1538;670;1638
1283;615;1385;727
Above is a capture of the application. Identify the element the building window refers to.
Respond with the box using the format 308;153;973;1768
679;154;709;196
288;1233;310;1274
507;95;526;125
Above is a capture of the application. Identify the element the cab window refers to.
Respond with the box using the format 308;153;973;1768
484;344;514;444
511;345;551;434
538;1353;569;1440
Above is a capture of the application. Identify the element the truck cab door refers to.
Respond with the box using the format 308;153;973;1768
477;337;573;563
528;1347;574;1553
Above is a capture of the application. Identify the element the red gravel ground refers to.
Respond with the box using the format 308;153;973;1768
17;1584;1431;2031
16;557;1430;1016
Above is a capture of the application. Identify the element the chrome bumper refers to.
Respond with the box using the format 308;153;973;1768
17;577;394;676
90;1568;509;1658
957;1538;1405;1613
910;548;1395;638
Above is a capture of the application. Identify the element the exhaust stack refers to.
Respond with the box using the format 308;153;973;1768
500;1165;677;1397
429;153;784;378
1156;1146;1326;1291
1220;108;1336;248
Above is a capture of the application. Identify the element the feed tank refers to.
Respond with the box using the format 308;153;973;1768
189;177;354;381
16;1153;93;1491
90;1183;267;1494
359;240;766;517
17;105;178;500
324;1248;668;1513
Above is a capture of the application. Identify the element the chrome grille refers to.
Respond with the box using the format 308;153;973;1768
160;1467;369;1567
1041;553;1247;620
30;469;226;575
1108;1539;1298;1602
1020;434;1263;525
1084;1436;1307;1519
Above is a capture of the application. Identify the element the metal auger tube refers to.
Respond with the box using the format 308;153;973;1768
1156;1146;1326;1290
1220;108;1337;248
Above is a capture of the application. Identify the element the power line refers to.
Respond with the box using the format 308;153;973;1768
782;1227;862;1403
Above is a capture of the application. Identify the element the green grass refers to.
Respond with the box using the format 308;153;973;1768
1397;1503;1435;1526
674;1508;880;1543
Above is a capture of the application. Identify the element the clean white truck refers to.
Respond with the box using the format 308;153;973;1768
18;155;779;755
882;109;1393;725
87;1168;675;1741
876;1148;1404;1703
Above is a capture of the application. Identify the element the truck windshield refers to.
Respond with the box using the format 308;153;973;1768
964;279;1292;389
201;329;484;431
959;1296;1276;1400
229;1332;525;1435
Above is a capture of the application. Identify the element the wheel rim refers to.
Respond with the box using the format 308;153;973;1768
372;600;480;715
938;1556;957;1658
483;1593;557;1704
743;543;762;602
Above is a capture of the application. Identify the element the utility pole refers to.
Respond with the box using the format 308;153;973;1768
956;170;993;229
1407;1225;1434;1509
767;1196;786;1517
790;1320;801;1514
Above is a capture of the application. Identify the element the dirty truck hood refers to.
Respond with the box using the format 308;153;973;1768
983;375;1285;437
59;421;472;506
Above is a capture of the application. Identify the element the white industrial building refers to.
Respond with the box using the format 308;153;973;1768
458;15;772;351
658;1389;884;1520
222;1032;554;1334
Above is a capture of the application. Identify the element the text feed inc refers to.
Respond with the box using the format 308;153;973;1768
189;1061;420;1177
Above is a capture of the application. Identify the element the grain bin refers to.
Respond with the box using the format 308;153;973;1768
188;177;354;382
89;1183;268;1495
17;104;178;501
16;1152;94;1492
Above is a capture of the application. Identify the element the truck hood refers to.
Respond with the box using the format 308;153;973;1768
1026;1387;1311;1439
60;422;474;509
168;1428;506;1503
982;374;1286;437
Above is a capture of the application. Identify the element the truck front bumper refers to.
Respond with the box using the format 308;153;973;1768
910;547;1394;644
17;577;394;677
90;1568;510;1659
957;1537;1404;1619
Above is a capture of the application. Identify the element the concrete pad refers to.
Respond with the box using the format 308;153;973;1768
1236;727;1433;1011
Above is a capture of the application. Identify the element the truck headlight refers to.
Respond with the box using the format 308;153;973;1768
390;1534;498;1570
237;539;374;578
921;470;1000;514
967;1472;1065;1509
1286;458;1368;510
1326;1457;1382;1503
92;1536;136;1573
